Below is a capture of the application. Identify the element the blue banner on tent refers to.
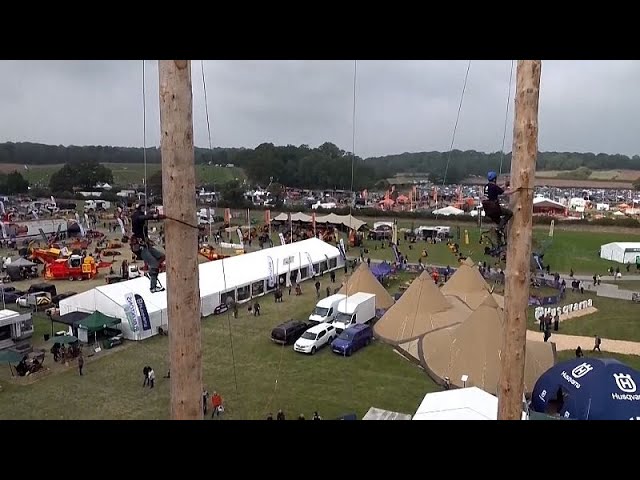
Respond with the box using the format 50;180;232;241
134;294;152;331
531;357;640;420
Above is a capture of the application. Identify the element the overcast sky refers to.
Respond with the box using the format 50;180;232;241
0;60;638;158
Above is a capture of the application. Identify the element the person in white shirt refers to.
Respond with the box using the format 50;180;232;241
148;368;155;388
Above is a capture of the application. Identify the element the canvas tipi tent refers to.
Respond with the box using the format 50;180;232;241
339;263;394;310
440;262;503;310
374;270;470;344
420;296;555;395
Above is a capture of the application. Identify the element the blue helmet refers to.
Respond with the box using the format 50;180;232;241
487;171;498;182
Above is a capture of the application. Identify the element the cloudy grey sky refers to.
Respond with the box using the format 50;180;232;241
0;60;638;158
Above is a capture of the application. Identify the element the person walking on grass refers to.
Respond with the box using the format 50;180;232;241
148;367;155;388
78;352;84;376
315;279;321;298
593;335;602;352
143;366;150;387
203;389;209;415
211;391;223;418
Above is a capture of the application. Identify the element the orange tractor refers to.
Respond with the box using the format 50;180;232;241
44;255;112;281
199;245;229;261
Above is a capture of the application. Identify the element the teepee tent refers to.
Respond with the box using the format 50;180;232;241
420;296;555;395
339;263;394;310
374;271;469;344
441;262;499;310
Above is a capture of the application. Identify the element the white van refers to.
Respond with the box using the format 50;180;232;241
309;294;346;325
333;292;376;334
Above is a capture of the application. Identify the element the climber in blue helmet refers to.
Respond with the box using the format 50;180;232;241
482;171;514;245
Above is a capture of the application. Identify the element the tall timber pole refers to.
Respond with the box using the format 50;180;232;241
497;60;542;420
159;60;203;420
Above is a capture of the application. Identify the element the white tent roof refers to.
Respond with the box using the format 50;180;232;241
60;238;341;330
413;387;527;420
273;212;313;222
272;211;366;230
432;206;464;216
601;242;640;250
533;197;565;209
362;407;412;420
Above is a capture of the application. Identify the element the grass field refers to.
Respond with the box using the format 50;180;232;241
0;269;435;420
525;290;640;342
10;163;245;188
556;350;640;371
604;280;640;291
348;227;640;275
3;207;640;418
249;208;640;274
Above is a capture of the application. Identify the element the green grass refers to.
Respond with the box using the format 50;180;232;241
357;225;640;275
526;291;640;342
244;209;640;275
604;280;640;291
556;350;640;370
23;163;245;188
0;271;436;420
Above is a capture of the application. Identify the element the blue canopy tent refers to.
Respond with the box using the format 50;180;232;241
370;261;392;282
531;357;640;420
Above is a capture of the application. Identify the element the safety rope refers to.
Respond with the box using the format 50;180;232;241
441;60;471;188
200;60;241;417
200;60;218;211
142;60;148;213
498;60;515;176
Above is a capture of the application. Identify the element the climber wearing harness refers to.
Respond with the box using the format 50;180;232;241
130;203;166;293
482;171;514;245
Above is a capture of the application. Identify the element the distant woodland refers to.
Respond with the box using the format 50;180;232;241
1;141;639;189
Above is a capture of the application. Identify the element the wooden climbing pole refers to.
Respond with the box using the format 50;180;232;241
497;60;542;420
158;60;203;420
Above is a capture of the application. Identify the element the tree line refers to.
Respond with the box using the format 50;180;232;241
366;150;640;184
1;141;640;191
0;142;242;166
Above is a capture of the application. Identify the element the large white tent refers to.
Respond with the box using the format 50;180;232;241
59;238;343;341
600;242;640;264
432;206;464;216
412;387;528;420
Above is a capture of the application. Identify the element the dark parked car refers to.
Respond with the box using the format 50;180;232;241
0;287;25;304
27;283;57;297
331;324;373;356
51;291;77;306
271;320;309;345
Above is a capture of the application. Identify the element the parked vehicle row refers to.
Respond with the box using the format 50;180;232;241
270;291;377;356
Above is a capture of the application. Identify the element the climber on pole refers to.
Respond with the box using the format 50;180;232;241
482;171;515;246
130;203;166;293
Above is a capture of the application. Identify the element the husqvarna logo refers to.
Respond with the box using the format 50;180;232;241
571;363;593;379
614;373;637;393
539;389;547;402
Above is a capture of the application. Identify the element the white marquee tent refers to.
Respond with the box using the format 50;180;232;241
412;387;528;420
59;238;343;341
432;206;464;216
600;242;640;264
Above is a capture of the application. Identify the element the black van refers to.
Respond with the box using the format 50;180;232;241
271;320;309;345
27;283;57;297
